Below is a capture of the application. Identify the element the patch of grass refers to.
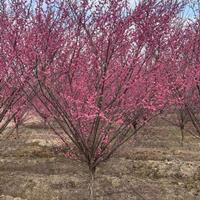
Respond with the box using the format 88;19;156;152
12;142;55;158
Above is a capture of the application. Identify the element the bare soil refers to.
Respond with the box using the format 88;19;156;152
0;117;200;200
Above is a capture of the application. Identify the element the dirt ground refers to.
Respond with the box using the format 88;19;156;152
0;117;200;200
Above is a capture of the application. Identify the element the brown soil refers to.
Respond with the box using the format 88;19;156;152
0;117;200;200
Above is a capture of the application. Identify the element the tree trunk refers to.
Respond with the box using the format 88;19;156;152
15;123;19;139
180;127;184;147
89;167;96;200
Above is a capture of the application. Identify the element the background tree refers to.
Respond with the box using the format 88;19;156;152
0;0;38;138
166;0;200;140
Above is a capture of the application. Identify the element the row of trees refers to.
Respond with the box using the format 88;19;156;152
0;0;200;198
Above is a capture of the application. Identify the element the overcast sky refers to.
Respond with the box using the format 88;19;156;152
128;0;199;19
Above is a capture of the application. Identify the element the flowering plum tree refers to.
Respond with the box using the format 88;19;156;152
23;0;186;170
183;14;200;137
157;18;196;145
0;0;37;137
163;1;200;140
0;3;23;134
